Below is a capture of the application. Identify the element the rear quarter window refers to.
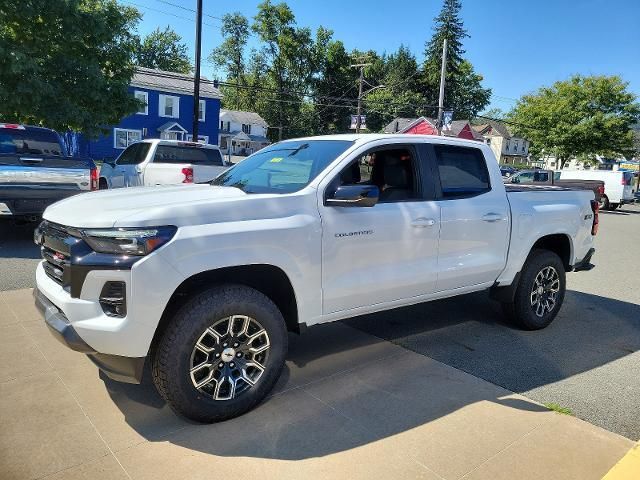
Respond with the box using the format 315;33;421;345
154;145;223;166
434;145;490;198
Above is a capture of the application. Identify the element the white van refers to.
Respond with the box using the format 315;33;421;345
559;169;635;210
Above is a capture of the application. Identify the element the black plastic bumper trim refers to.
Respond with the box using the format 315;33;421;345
88;353;145;384
33;288;96;353
573;248;596;272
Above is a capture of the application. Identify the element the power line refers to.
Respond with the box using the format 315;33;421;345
151;0;223;22
121;0;218;29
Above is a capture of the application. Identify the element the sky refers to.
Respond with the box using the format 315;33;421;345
120;0;640;113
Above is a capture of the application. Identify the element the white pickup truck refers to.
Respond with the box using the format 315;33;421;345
99;139;227;188
33;134;598;422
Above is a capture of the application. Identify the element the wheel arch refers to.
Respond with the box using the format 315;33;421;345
491;233;572;303
151;264;300;354
529;233;573;270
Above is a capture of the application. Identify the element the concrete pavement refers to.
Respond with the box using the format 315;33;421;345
349;203;640;440
0;288;634;480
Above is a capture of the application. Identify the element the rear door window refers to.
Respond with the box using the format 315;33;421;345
433;145;490;198
153;145;223;165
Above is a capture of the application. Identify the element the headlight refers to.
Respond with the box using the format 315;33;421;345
81;226;177;256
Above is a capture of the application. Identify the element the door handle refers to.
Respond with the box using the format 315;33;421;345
20;157;43;163
411;217;436;228
482;213;504;222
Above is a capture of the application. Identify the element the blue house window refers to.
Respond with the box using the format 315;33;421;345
134;91;148;115
159;94;179;118
114;128;142;149
198;100;206;122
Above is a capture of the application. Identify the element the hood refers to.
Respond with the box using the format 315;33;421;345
43;184;246;228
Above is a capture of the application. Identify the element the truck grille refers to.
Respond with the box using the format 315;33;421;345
36;221;77;288
42;247;69;285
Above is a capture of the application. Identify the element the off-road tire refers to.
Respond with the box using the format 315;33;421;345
502;249;566;330
152;284;288;423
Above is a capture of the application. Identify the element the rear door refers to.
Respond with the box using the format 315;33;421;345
144;144;226;185
428;143;510;292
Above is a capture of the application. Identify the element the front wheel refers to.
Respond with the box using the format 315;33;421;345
502;249;566;330
152;285;288;422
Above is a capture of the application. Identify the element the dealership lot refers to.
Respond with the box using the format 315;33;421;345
0;204;638;479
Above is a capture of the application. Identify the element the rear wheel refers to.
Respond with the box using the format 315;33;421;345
502;249;566;330
152;284;288;422
609;203;619;210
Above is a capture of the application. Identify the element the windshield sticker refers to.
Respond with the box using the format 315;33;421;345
270;157;283;163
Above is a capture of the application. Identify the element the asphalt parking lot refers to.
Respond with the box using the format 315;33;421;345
0;204;639;443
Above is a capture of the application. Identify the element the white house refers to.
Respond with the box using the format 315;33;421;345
218;109;270;156
472;121;530;165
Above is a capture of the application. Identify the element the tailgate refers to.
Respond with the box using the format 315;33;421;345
0;154;91;190
193;164;227;183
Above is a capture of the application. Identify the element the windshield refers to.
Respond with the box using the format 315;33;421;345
212;140;353;194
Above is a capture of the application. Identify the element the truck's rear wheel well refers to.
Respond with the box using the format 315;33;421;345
531;234;572;270
151;265;300;354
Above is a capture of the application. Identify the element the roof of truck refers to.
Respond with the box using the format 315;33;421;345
286;133;486;148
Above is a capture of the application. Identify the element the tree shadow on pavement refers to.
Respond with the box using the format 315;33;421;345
101;288;639;459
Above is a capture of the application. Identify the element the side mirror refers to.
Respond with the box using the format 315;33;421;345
325;184;379;207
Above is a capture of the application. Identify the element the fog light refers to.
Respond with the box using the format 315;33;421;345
100;281;126;317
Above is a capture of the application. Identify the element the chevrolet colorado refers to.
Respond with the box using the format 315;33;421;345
33;134;598;422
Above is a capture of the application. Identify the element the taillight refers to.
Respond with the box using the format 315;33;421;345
181;167;193;183
590;200;599;235
90;167;98;190
598;185;605;196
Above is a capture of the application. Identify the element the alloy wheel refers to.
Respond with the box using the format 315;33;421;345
189;315;270;400
529;266;560;318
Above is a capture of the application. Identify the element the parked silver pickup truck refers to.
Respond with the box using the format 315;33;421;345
0;123;97;221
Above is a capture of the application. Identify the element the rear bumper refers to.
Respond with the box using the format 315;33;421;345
572;247;595;272
33;287;145;383
0;188;85;216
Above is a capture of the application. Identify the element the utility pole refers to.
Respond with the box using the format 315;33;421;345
350;63;370;134
437;38;448;135
350;61;385;134
192;0;203;141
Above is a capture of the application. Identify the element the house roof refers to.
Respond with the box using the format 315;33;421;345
383;117;418;133
473;120;511;139
131;67;222;99
220;109;268;127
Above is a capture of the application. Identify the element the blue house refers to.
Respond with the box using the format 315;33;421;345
80;67;222;160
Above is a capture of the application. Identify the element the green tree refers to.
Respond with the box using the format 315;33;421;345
135;26;192;73
509;75;640;168
312;39;357;133
0;0;141;136
209;12;250;109
422;0;491;120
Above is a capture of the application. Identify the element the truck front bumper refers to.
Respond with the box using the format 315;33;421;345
33;286;146;384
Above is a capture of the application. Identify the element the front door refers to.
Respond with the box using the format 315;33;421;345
320;145;440;314
429;143;510;291
113;142;150;188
